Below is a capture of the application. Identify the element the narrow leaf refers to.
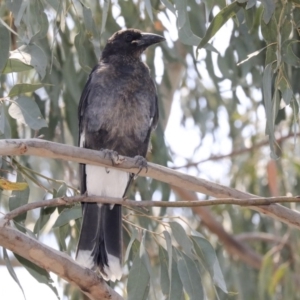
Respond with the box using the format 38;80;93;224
0;24;10;73
163;230;173;282
261;0;275;23
177;251;204;300
34;206;57;234
8;83;45;97
127;251;150;300
3;248;26;300
159;246;170;296
160;0;176;14
14;254;59;299
52;206;82;228
145;0;154;22
198;2;243;50
170;222;194;258
125;227;138;262
169;255;184;300
8;96;47;130
101;0;110;34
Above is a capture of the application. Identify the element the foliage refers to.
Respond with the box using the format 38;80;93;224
1;0;300;299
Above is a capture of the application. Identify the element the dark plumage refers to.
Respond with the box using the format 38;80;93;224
76;28;165;281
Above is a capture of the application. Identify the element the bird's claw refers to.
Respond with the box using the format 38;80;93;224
100;149;125;165
133;155;148;179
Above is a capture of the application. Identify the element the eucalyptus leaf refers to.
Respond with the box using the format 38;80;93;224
8;96;48;130
159;246;170;296
177;251;204;300
127;251;150;300
261;0;275;23
282;39;300;67
163;230;173;281
101;0;110;34
14;254;59;299
170;222;194;258
198;2;243;50
145;0;154;22
52;206;82;228
3;248;26;300
0;24;10;73
8;83;45;97
124;227;138;262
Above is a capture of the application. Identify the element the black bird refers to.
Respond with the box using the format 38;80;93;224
76;28;165;281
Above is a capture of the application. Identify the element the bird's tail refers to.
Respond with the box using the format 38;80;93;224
75;203;123;282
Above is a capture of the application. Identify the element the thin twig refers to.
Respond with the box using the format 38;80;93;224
4;195;300;221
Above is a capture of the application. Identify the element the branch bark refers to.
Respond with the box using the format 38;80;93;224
0;139;300;229
4;195;300;221
0;219;123;300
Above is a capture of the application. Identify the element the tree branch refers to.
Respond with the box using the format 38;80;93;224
4;194;300;221
172;187;262;269
0;139;300;230
0;219;123;300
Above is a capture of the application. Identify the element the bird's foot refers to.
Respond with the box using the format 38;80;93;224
100;149;125;166
133;155;148;179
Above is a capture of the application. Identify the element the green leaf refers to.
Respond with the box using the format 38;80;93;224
52;206;82;228
0;104;11;138
192;236;216;275
261;0;275;24
127;250;150;300
14;254;59;299
192;235;227;293
170;222;194;258
145;0;153;22
8;83;46;97
2;45;46;77
34;206;57;235
282;40;300;67
2;248;26;300
263;63;277;159
160;0;176;14
31;11;49;42
258;253;273;300
8;96;48;130
74;30;92;73
163;230;173;282
101;0;110;34
169;254;184;300
197;2;243;50
159;246;170;296
174;0;187;29
2;58;33;74
177;251;204;300
0;24;10;73
261;15;277;43
125;227;138;262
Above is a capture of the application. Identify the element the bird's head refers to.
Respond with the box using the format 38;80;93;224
101;28;165;60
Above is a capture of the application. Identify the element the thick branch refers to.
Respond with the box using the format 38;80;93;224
4;195;300;221
0;139;300;229
0;219;123;300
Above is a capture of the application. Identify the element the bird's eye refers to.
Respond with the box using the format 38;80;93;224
125;33;133;42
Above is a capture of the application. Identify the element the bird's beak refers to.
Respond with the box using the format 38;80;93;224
135;33;165;47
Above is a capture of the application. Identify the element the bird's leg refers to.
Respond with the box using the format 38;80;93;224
133;155;148;179
101;149;125;173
